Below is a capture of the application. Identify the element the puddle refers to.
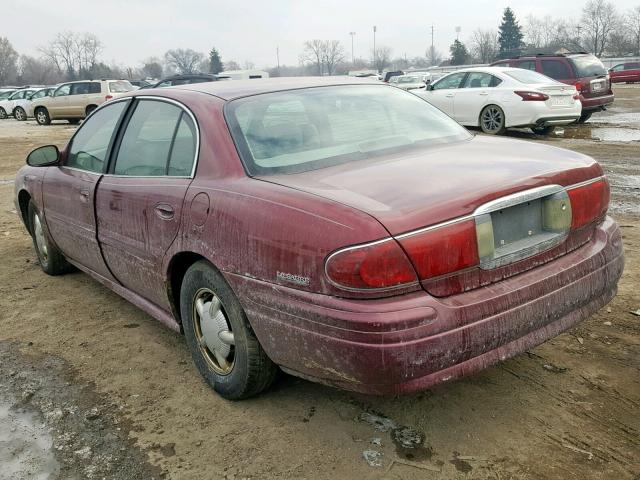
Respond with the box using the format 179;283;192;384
0;397;60;479
553;127;640;142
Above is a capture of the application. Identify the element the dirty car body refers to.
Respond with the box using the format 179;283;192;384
14;77;624;397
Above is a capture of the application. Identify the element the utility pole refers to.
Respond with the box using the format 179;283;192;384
373;25;377;71
349;32;356;64
455;26;461;41
276;46;280;71
431;25;434;51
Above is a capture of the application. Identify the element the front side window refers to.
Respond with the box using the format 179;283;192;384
226;85;471;176
541;60;571;80
113;100;196;176
433;72;466;90
611;64;625;72
67;101;128;173
55;84;71;97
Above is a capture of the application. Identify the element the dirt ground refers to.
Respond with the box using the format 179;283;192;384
0;86;638;480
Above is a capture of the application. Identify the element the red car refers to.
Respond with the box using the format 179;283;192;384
491;53;614;123
14;78;624;399
609;62;640;83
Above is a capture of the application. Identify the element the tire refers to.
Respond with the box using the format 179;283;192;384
479;105;506;135
532;125;555;135
28;201;72;275
180;260;278;400
0;107;6;119
576;112;592;124
35;108;51;126
85;105;97;117
68;119;80;125
14;107;27;121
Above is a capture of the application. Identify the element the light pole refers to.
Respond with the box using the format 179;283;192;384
349;32;356;64
373;25;377;71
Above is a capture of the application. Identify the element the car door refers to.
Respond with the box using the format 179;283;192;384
42;100;129;280
625;63;640;82
69;82;92;116
422;72;467;116
48;84;72;117
96;98;197;309
453;72;502;125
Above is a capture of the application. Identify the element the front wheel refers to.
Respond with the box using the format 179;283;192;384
532;125;555;135
35;108;51;125
28;201;72;275
180;261;278;400
14;107;27;121
480;105;506;135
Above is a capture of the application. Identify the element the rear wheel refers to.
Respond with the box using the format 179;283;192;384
28;201;72;275
35;108;51;126
14;107;27;121
85;105;97;117
532;125;556;135
479;105;506;135
68;118;80;125
0;107;7;119
576;112;592;123
180;260;278;400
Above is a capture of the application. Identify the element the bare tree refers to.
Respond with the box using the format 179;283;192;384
470;29;498;63
425;45;442;67
301;40;325;75
628;6;640;55
76;33;102;73
322;40;344;75
17;55;62;84
141;58;163;78
608;31;633;56
0;37;18;85
581;0;618;56
224;60;241;71
164;49;204;74
372;45;392;72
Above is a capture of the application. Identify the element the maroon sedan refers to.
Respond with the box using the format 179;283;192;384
609;62;640;83
14;77;624;399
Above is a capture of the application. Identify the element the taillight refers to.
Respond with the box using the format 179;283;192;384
515;91;549;101
567;178;610;229
325;239;418;289
397;220;479;279
105;95;113;101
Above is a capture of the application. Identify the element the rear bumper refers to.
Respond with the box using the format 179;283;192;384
226;217;624;395
580;93;614;111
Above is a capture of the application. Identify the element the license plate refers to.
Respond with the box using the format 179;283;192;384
592;82;603;91
551;96;571;106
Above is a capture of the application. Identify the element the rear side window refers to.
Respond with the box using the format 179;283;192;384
67;101;128;173
541;60;571;80
113;100;196;176
625;63;640;70
514;60;537;71
89;82;101;94
506;69;556;84
463;72;501;88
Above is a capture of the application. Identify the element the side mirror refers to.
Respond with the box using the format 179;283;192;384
426;84;435;91
27;145;59;167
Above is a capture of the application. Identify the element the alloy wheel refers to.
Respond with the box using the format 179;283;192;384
192;288;235;375
33;214;48;263
481;107;504;133
36;110;47;124
15;108;25;121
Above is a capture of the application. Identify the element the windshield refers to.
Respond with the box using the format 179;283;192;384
109;80;134;93
506;70;556;84
226;85;471;175
569;55;607;77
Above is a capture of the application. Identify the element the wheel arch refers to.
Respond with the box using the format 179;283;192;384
85;104;98;115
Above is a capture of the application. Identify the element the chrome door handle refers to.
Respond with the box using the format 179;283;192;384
445;94;454;98
154;204;175;220
479;92;489;96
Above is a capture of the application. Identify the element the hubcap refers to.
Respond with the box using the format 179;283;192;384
16;109;24;120
482;107;503;132
193;288;235;375
33;214;48;263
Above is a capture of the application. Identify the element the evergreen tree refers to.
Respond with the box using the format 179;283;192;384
497;7;524;58
449;40;469;65
208;47;223;74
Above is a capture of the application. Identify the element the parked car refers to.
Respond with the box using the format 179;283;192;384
0;87;43;119
30;80;134;125
217;70;269;80
417;67;581;135
129;79;152;88
382;70;404;82
11;87;56;121
14;77;623;399
141;74;217;89
389;74;426;91
491;53;613;123
608;62;640;83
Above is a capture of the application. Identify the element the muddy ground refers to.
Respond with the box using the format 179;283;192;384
0;86;638;480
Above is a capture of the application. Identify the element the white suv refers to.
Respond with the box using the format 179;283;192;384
31;80;134;125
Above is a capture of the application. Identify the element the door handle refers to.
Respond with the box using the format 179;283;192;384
445;93;454;98
154;204;175;220
479;92;489;96
79;189;90;202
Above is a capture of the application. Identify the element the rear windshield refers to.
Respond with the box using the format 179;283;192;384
569;55;607;77
506;70;555;84
226;85;471;175
109;80;134;93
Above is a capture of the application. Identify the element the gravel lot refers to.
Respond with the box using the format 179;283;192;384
0;85;638;480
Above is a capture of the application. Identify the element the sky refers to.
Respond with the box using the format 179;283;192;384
4;0;639;70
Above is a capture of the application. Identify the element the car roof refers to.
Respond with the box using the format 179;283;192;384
169;76;382;100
